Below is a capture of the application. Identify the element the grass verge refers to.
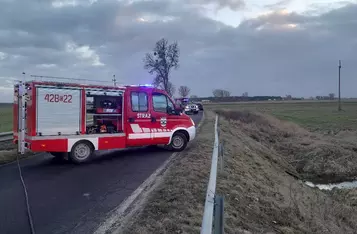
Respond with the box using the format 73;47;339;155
0;149;35;165
206;101;357;133
216;109;357;184
120;109;357;234
0;104;12;132
0;139;35;165
119;111;216;233
216;109;357;233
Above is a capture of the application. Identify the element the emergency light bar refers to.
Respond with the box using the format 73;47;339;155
129;84;154;87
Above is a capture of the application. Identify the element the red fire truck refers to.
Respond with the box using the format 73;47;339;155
13;78;196;164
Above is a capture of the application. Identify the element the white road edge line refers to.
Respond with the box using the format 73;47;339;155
93;112;206;234
94;151;179;234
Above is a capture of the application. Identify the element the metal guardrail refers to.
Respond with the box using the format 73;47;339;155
0;131;13;142
201;115;225;234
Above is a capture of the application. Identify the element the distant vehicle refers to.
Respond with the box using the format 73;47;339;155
184;104;199;115
13;78;196;164
195;103;203;111
174;97;190;109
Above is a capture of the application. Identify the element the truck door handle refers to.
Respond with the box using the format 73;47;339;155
151;117;156;123
128;117;134;123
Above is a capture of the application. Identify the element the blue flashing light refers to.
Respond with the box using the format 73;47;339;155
130;84;154;87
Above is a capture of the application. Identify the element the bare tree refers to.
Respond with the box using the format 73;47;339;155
213;89;230;97
167;82;176;97
178;86;191;97
329;93;335;100
242;92;248;97
143;38;179;94
152;78;176;97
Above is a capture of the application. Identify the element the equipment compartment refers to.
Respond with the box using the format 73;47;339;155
85;90;123;134
36;87;82;136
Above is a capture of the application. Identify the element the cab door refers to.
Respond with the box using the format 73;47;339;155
125;90;153;146
150;92;178;144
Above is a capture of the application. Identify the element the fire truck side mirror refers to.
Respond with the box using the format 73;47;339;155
167;106;180;115
167;106;173;114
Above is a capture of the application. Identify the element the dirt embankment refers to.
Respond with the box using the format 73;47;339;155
216;110;357;184
119;110;357;234
216;110;357;233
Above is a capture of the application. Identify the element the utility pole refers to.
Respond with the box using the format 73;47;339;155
112;74;116;86
338;60;342;111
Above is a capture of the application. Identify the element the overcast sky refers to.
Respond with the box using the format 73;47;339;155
0;0;357;102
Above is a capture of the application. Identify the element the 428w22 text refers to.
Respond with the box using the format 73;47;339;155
44;94;73;103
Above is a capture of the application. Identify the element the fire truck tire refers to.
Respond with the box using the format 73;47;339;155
69;140;94;164
169;132;188;152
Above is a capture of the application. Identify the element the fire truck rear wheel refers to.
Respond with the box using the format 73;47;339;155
69;140;94;164
169;132;188;152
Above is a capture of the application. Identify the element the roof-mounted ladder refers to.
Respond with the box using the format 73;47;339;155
29;75;127;88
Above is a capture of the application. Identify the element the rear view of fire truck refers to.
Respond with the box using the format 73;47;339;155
14;76;126;163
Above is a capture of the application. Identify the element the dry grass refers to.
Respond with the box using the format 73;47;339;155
121;112;216;234
216;109;357;184
206;101;357;133
216;110;357;233
0;140;33;165
121;109;357;234
0;103;12;132
0;149;35;165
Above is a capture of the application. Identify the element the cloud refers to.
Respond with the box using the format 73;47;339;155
264;0;292;10
0;0;356;103
190;0;246;11
65;41;104;66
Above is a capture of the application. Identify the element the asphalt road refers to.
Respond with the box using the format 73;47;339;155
0;112;202;234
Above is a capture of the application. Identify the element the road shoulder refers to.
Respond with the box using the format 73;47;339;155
96;111;214;234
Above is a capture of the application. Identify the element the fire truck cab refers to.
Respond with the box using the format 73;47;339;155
14;79;196;164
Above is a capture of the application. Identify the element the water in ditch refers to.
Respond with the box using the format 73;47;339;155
305;180;357;190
